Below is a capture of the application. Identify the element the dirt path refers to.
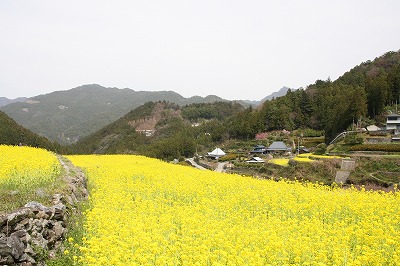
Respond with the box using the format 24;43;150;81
186;158;208;170
215;162;226;172
56;155;88;202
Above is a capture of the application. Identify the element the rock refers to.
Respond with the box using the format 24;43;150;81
24;202;50;216
51;204;66;221
35;189;47;198
0;254;14;265
9;190;19;196
0;237;11;256
52;222;64;243
24;244;34;256
11;230;27;244
1;235;25;261
32;219;44;233
48;250;57;259
25;218;34;232
13;218;30;231
0;226;12;235
5;208;31;227
17;252;36;264
52;194;63;205
44;229;54;242
65;195;75;206
36;211;49;220
31;233;48;250
0;215;7;228
335;170;350;183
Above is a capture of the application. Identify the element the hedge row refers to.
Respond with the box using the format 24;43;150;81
350;143;400;152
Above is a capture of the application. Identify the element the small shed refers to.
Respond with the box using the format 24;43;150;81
207;148;226;159
266;141;292;153
246;157;265;163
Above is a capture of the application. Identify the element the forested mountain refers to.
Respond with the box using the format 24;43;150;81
72;50;400;158
3;50;398;155
71;101;244;158
235;50;400;142
0;111;63;152
0;97;27;107
0;84;227;145
337;51;400;118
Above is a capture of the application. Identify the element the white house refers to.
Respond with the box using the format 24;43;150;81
386;114;400;132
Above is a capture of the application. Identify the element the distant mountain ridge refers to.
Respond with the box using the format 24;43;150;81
0;97;28;107
241;86;294;106
260;86;294;102
0;84;228;144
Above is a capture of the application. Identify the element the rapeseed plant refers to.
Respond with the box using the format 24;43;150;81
66;155;400;265
0;145;61;189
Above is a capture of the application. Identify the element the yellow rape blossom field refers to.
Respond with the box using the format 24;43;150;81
0;145;61;189
0;145;62;212
67;155;400;266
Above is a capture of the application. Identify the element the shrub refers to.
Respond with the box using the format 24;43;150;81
368;130;390;136
344;133;364;145
314;143;327;155
219;153;239;162
302;129;325;138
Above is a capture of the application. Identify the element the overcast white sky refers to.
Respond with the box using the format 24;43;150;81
1;1;399;101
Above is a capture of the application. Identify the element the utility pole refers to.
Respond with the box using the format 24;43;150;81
297;133;303;155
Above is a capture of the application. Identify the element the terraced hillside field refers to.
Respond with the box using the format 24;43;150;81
67;155;400;265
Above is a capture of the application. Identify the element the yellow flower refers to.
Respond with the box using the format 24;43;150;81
63;154;400;265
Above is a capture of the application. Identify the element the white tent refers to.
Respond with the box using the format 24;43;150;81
207;148;226;158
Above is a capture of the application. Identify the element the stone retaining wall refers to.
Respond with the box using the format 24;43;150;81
0;157;88;266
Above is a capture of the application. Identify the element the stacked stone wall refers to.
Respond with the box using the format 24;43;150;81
0;157;88;265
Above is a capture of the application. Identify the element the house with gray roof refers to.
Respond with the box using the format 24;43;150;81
266;141;292;153
250;145;267;154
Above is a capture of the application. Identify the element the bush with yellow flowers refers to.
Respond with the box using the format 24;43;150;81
68;154;400;265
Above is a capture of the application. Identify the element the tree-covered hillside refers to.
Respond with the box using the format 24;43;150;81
0;111;63;152
243;50;400;142
71;50;400;157
70;101;244;159
0;84;228;145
